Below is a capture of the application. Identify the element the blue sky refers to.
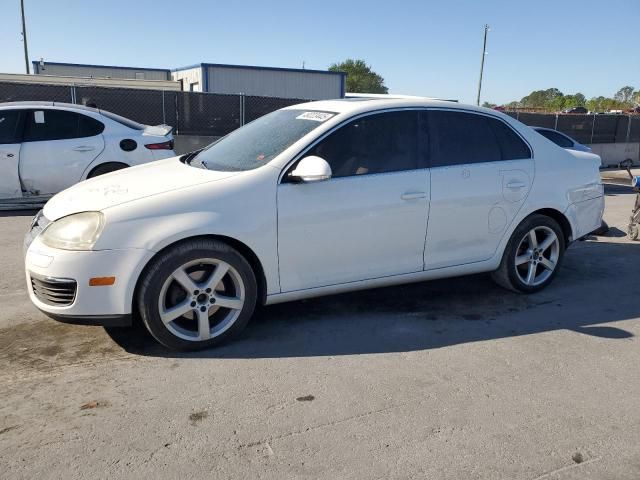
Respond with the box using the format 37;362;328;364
2;0;639;104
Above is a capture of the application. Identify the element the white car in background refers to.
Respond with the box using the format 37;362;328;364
24;99;604;351
0;101;175;201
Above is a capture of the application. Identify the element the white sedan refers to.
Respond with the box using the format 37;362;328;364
24;99;604;350
0;101;175;202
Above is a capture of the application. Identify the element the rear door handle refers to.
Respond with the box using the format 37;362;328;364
401;191;427;200
73;146;95;152
506;181;526;189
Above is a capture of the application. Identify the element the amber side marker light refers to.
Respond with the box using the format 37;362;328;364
89;277;116;286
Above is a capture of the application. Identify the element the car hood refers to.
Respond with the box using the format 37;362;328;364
43;157;239;221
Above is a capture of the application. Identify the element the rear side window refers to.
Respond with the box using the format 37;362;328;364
23;110;104;142
0;110;23;144
537;129;573;148
78;114;105;137
487;118;531;159
427;111;531;167
428;111;501;167
307;110;421;177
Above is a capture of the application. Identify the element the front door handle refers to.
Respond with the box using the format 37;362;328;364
401;191;427;200
506;181;526;189
73;146;95;152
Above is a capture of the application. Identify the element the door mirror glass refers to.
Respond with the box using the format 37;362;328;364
289;156;332;183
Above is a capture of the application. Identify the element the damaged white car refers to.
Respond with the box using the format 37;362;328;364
0;102;175;203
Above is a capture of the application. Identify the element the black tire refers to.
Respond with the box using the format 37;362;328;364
137;238;257;351
491;214;565;293
87;162;128;178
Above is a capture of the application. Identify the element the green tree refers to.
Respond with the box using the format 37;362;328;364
329;59;388;94
563;93;586;108
520;88;564;109
586;96;626;113
482;101;497;108
614;86;635;104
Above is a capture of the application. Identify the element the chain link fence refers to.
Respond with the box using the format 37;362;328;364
506;110;639;144
0;81;308;137
2;81;639;144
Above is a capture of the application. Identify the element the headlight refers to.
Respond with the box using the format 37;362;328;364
40;212;105;250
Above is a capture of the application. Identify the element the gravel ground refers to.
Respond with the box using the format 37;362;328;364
1;184;639;479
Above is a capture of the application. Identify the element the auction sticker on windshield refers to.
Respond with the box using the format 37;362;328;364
296;111;335;122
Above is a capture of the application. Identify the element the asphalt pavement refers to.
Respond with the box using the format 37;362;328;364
1;185;639;479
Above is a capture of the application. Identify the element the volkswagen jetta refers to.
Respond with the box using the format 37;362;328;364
24;98;604;350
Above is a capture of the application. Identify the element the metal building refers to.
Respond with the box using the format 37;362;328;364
172;63;345;99
31;61;345;100
32;61;171;81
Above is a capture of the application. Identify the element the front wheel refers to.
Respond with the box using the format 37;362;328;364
491;214;565;293
137;239;257;351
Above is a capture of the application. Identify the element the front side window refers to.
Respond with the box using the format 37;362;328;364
0;110;23;144
306;110;421;177
192;109;336;172
23;110;104;142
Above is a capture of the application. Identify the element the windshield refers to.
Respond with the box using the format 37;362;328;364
191;109;336;172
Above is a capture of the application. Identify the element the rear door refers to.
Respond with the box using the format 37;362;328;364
0;109;25;199
424;110;533;269
19;109;105;195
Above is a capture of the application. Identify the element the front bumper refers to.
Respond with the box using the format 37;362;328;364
38;310;132;327
25;236;154;322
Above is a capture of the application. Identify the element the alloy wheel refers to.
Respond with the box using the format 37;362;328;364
514;226;560;287
158;258;245;342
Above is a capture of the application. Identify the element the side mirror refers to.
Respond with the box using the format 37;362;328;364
289;156;332;183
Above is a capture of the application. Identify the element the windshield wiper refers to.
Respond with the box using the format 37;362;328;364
182;150;207;169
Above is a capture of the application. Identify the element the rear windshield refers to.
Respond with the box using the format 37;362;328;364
99;110;145;130
191;109;335;172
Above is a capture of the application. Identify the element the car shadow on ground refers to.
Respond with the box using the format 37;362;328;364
0;209;39;218
104;239;640;359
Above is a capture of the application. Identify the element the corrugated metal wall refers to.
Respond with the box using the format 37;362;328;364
205;66;342;100
171;67;203;92
35;64;170;81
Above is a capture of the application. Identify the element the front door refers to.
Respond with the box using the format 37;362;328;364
277;110;430;292
19;109;104;195
424;110;534;269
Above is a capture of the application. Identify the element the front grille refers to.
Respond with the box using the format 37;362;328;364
31;275;77;306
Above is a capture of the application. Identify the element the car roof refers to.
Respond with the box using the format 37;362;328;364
0;101;100;113
284;98;503;118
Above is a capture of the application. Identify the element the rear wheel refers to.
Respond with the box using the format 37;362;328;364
491;214;565;293
88;162;128;178
137;239;257;351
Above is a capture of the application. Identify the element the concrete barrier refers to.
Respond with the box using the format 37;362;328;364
587;143;640;168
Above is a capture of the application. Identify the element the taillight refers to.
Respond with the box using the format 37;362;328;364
145;140;174;150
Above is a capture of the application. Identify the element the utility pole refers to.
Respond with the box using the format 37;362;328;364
476;24;489;106
20;0;30;74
